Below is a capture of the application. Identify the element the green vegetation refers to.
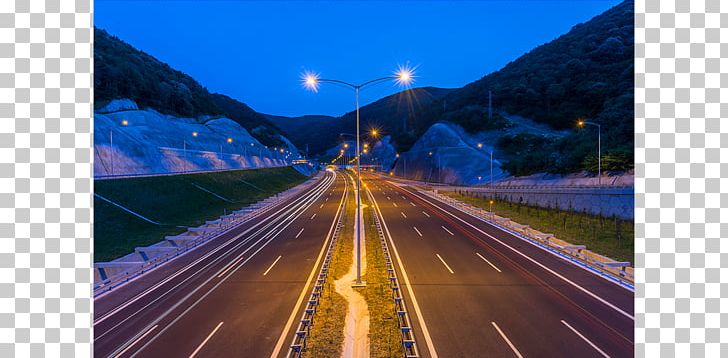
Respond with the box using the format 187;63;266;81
420;1;634;174
94;28;285;147
361;193;404;357
439;106;511;133
443;191;634;263
94;167;306;262
304;184;353;357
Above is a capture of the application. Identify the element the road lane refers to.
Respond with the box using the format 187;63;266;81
94;172;346;357
365;174;633;358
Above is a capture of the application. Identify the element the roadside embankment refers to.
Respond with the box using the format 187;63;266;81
94;166;307;262
442;191;634;264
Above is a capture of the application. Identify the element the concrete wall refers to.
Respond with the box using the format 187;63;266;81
444;186;634;220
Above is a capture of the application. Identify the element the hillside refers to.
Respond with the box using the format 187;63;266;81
94;28;285;147
272;1;633;175
416;0;634;174
267;86;453;155
265;114;339;155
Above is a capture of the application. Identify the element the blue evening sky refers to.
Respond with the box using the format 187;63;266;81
96;0;621;117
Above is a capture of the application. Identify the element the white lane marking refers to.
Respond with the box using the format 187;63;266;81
295;228;304;239
400;195;406;200
217;254;246;278
263;256;283;276
491;322;523;358
476;253;502;273
401;211;407;219
368;188;438;357
422;211;430;218
441;226;454;236
387;196;391;200
270;172;348;358
413;227;423;237
403;187;635;321
561;320;611;358
436;254;454;274
410;202;416;207
320;204;324;208
113;325;158;358
188;321;224;358
326;197;329;201
310;213;317;220
392;202;398;208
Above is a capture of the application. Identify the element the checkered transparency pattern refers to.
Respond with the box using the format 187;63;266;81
635;0;725;357
0;0;92;357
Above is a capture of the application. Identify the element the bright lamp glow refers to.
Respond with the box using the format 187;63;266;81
227;137;233;143
302;71;320;92
395;64;415;86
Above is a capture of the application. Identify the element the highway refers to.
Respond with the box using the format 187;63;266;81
94;171;347;358
363;173;633;358
94;168;633;358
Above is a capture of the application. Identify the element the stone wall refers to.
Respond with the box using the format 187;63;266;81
445;186;634;220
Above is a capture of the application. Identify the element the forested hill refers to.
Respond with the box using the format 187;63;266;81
415;0;634;174
93;28;286;147
430;0;633;131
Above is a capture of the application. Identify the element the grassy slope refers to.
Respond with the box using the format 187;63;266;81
444;192;634;263
94;167;307;262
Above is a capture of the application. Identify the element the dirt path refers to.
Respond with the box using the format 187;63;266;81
334;208;370;358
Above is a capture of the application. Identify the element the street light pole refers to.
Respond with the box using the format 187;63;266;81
490;151;493;186
578;120;602;185
109;127;113;176
303;67;414;286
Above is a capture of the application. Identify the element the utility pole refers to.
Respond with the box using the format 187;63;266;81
490;151;494;186
109;128;113;176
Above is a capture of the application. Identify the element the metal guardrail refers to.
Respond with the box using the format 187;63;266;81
93;174;324;296
289;182;348;357
368;190;420;358
420;190;635;287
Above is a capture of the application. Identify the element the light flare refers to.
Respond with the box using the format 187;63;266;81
301;71;320;92
394;64;416;87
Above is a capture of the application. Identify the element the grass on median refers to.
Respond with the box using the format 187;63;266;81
362;192;405;358
94;167;307;262
303;180;354;357
442;191;634;263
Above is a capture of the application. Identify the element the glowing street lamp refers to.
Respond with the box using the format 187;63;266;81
183;131;198;173
577;119;602;185
302;65;415;286
109;119;129;176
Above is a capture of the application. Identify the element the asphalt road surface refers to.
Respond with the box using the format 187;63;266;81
95;169;633;358
363;173;633;358
94;171;347;358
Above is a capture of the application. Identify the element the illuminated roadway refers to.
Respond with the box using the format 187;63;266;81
94;169;633;357
363;172;633;358
94;171;347;357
